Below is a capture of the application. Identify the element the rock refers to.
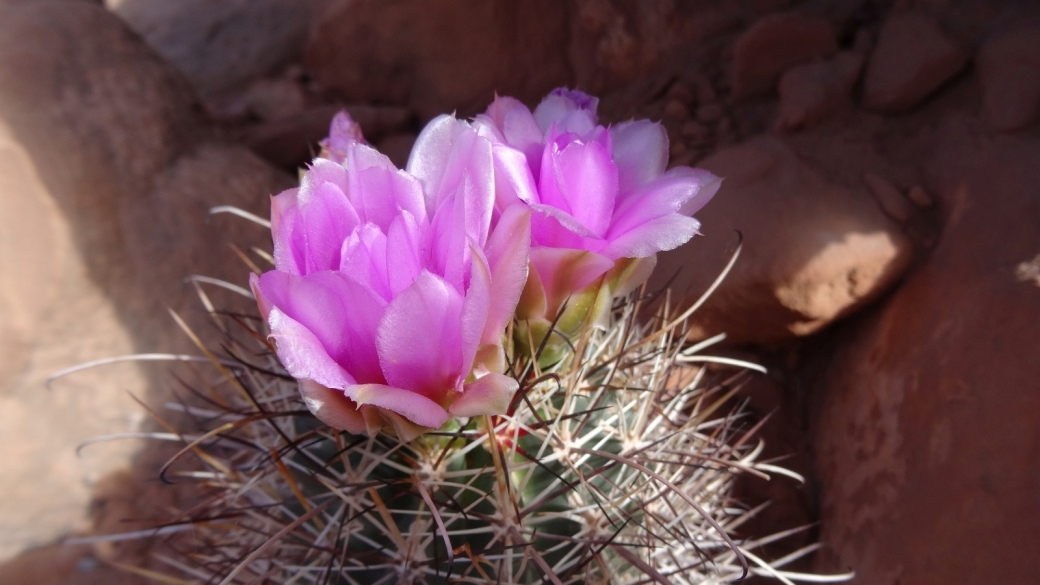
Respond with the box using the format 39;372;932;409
0;1;291;563
863;13;969;113
907;184;934;208
648;137;914;345
814;118;1040;584
109;0;321;100
862;171;914;223
375;132;418;169
776;51;865;130
731;12;838;98
304;0;570;120
696;103;725;123
977;27;1040;131
243;104;411;171
663;98;690;120
0;118;151;564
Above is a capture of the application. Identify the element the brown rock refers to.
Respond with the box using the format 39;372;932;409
731;12;838;98
304;0;570;120
243;104;411;171
776;51;865;130
110;0;321;100
862;13;969;113
649;137;913;345
375;132;418;170
663;98;690;120
862;171;914;223
815;119;1040;584
978;27;1040;131
907;184;933;208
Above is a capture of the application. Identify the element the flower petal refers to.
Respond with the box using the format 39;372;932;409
407;116;494;244
346;143;427;229
529;247;614;317
610;120;668;196
536;136;615;234
450;373;518;417
339;223;391;301
534;89;599;136
482;204;531;345
298;379;368;434
602;214;701;259
352;383;451;429
258;270;386;385
490;144;538;219
460;244;491;380
264;305;356;391
376;271;465;405
321;110;367;162
603;168;719;258
385;210;427;296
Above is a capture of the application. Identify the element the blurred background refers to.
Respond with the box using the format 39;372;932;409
0;0;1037;583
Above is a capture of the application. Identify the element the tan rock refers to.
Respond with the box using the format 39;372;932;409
815;120;1040;584
731;12;838;98
0;121;149;563
0;2;291;563
977;26;1040;132
648;137;913;344
863;12;969;113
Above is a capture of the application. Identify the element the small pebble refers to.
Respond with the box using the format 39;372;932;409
664;99;690;120
907;185;934;208
669;139;688;158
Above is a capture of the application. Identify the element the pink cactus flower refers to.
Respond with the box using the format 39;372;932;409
470;88;721;355
252;113;529;440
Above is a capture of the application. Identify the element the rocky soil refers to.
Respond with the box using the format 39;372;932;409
0;0;1037;583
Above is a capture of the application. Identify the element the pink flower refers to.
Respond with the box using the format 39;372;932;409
252;115;529;440
471;88;720;356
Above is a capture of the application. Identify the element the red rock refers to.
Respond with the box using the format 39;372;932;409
862;13;969;113
862;171;914;223
776;51;864;130
977;27;1040;131
814;119;1040;584
304;0;570;120
731;12;838;98
648;137;913;345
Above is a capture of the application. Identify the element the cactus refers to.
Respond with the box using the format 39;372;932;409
135;275;848;585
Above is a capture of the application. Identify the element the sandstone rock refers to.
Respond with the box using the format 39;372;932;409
863;12;969;113
776;51;864;130
814;118;1040;584
0;2;291;563
977;27;1040;132
731;12;838;98
109;0;321;100
0;119;150;564
304;0;570;120
648;137;913;345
